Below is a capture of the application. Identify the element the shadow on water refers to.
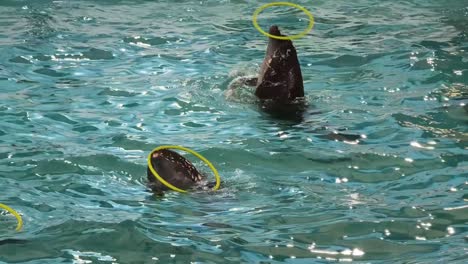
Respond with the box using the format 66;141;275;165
259;99;364;143
258;98;309;124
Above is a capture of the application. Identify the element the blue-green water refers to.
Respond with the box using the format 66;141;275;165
1;0;467;263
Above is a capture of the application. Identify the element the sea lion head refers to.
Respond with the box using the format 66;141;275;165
147;149;203;194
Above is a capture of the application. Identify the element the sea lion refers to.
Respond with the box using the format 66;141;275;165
147;149;203;194
226;25;306;120
255;25;304;102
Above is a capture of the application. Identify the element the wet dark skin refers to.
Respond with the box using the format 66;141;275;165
256;25;304;102
147;149;202;194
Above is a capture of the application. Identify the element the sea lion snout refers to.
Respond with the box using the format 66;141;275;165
269;25;281;36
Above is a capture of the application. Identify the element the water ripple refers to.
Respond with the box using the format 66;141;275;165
0;0;467;263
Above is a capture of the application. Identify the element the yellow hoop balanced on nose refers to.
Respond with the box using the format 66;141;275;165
147;145;221;193
252;2;315;41
0;203;23;231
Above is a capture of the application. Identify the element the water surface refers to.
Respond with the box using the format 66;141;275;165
0;0;467;263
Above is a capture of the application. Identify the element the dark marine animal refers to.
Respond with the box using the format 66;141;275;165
147;149;203;194
255;25;304;102
226;25;306;120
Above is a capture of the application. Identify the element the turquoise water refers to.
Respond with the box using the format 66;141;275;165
1;0;467;263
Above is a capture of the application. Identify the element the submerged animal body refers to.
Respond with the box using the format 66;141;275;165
255;25;304;102
147;149;203;194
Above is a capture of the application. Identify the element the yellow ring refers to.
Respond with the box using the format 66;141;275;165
147;145;221;193
252;2;314;40
0;203;23;231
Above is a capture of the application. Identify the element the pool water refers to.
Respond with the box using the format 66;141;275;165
0;0;467;263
